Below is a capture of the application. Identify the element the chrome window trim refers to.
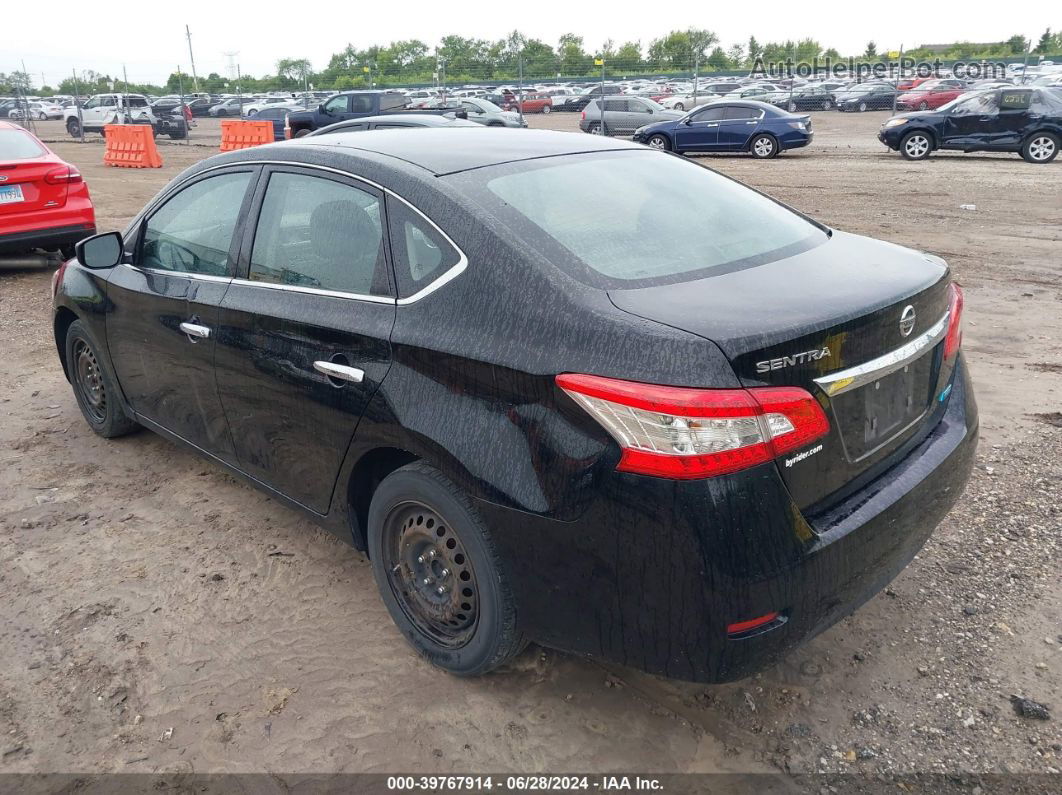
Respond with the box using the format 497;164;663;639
122;262;233;284
229;277;396;304
135;159;468;306
813;310;950;397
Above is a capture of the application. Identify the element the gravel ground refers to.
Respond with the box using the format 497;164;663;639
0;110;1059;784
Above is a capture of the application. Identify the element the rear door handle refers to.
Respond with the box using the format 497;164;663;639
314;361;364;383
179;321;211;340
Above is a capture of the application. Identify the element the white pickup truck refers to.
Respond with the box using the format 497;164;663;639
64;93;156;137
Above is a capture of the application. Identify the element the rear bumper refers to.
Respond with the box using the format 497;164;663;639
0;222;96;254
479;356;977;683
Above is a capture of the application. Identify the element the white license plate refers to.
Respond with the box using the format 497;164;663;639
0;184;25;204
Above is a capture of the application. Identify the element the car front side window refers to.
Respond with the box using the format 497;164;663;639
140;172;253;277
248;172;388;297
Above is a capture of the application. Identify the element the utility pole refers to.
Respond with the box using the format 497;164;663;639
893;44;904;113
72;69;84;142
185;25;200;92
517;56;524;122
236;64;243;117
1020;38;1031;84
122;64;129;92
693;50;700;104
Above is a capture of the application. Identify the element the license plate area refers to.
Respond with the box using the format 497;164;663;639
831;352;935;461
0;184;25;205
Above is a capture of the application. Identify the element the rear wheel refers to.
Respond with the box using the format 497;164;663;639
918;100;929;111
1022;132;1059;163
65;321;139;438
900;131;932;160
542;105;551;114
750;133;779;159
587;121;603;135
673;102;685;111
821;99;832;110
66;118;81;137
788;101;797;112
294;129;311;138
368;462;525;676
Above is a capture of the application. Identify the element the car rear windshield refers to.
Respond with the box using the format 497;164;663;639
455;150;826;288
0;130;46;159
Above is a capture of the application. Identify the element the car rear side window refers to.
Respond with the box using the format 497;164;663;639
0;130;46;159
724;106;763;120
386;197;463;298
249;172;389;297
466;150;825;288
140;172;252;277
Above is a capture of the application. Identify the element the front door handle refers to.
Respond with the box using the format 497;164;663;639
179;321;211;340
314;360;365;383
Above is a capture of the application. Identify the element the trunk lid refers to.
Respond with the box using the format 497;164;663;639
0;156;70;216
608;231;953;511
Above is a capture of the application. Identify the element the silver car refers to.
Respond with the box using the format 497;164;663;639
456;98;527;128
579;96;683;135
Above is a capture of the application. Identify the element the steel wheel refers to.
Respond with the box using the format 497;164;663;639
73;338;107;424
1027;135;1057;162
382;501;479;649
902;133;930;159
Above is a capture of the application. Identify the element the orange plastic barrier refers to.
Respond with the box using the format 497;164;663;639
220;120;275;152
102;124;163;169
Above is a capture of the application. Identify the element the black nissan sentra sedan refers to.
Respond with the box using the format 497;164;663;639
52;129;977;683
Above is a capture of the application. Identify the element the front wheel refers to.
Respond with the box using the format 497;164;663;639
918;100;929;111
858;101;867;112
646;133;671;151
542;105;551;114
1022;132;1059;163
821;99;832;110
673;102;685;111
65;320;139;438
750;133;779;159
368;462;525;676
900;130;932;160
788;101;797;112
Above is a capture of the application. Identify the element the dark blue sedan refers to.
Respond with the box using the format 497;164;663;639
631;100;813;158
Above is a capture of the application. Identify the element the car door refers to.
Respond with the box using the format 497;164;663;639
942;91;999;148
673;105;725;151
79;96;105;128
625;98;656;134
213;165;396;513
994;89;1036;149
320;93;351;124
716;105;763;150
105;167;259;461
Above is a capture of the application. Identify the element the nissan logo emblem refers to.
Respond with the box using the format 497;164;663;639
899;305;916;337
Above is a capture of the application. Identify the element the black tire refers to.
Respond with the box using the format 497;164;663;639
900;130;933;160
60;245;76;260
821;99;831;110
586;121;603;135
66;118;81;137
367;462;525;676
787;101;797;112
918;100;929;111
645;133;671;151
294;129;311;138
65;320;139;438
750;133;779;159
1021;132;1059;163
168;132;186;140
674;102;685;111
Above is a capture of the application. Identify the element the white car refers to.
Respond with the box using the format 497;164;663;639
244;96;302;116
8;101;64;120
64;94;156;137
658;93;721;111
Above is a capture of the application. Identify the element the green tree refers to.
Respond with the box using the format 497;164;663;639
705;46;730;70
1034;28;1056;54
558;33;590;76
747;36;762;66
864;41;878;58
648;29;719;69
615;41;643;70
726;43;745;67
1005;34;1029;54
276;58;312;88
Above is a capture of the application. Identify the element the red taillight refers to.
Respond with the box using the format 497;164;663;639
284;118;292;139
727;612;781;636
45;165;81;184
580;110;586;120
556;374;830;479
943;282;964;360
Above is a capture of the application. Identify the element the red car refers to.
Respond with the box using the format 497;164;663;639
896;79;966;111
0;121;95;257
514;93;553;113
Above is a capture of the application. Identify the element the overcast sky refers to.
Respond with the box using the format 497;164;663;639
6;2;1052;87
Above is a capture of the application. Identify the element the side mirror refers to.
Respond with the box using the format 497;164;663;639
319;103;329;115
76;231;123;270
455;109;468;119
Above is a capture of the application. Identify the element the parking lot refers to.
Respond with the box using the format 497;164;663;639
1;110;1060;780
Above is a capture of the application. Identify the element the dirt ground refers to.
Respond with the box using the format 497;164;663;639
0;111;1059;782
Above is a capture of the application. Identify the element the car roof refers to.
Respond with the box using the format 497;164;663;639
262;128;644;176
